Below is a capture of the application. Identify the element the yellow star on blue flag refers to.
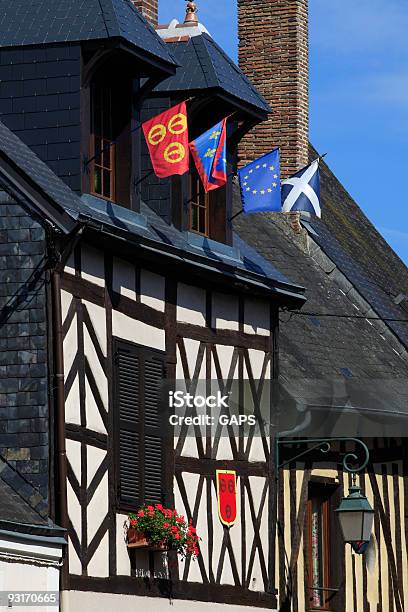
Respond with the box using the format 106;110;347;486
238;149;281;214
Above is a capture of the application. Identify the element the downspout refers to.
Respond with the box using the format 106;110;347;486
49;224;84;601
52;269;68;533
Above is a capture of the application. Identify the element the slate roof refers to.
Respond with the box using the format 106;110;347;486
0;121;82;220
79;194;304;303
154;34;271;116
0;457;48;524
309;144;408;348
232;177;408;386
0;0;176;70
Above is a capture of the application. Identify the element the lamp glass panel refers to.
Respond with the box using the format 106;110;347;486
338;511;363;542
362;512;374;541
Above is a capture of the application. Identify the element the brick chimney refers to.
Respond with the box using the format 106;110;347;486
131;0;158;26
238;0;309;178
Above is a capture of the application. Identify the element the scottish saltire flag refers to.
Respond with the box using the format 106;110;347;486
189;119;227;192
238;149;281;214
281;159;321;217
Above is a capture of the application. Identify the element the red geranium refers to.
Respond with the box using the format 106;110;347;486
127;506;200;559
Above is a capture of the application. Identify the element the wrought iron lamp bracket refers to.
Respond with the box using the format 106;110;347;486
275;437;370;480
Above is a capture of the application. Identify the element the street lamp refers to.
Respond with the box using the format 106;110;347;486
275;437;374;549
335;476;375;545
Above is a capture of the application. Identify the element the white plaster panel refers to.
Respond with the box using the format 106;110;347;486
63;311;77;377
68;540;82;576
177;283;206;326
81;244;105;287
116;513;131;576
66;439;81;484
245;349;268;380
61;288;73;321
87;473;108;543
140;269;165;311
212;292;238;331
67;480;81;546
65;374;80;426
248;438;268;462
112;311;165;351
84;323;108;400
85;378;107;434
66;590;277;611
87;445;107;487
87;531;109;578
215;435;234;461
181;338;204;379
175;434;200;458
212;344;237;380
83;300;107;357
113;256;136;300
244;298;270;336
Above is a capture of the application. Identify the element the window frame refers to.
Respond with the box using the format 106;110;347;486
306;492;331;610
90;83;116;202
305;479;344;612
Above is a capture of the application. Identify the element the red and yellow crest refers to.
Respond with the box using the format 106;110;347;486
216;470;237;527
142;102;189;178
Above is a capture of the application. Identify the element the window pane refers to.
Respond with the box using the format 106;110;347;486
93;167;102;195
311;499;324;607
191;205;198;232
199;206;206;234
103;169;111;198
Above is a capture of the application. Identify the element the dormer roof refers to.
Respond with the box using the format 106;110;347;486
0;0;177;72
154;33;271;118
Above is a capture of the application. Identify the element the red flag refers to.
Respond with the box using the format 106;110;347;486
142;102;189;178
216;470;237;527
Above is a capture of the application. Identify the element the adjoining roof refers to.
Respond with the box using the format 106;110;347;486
232;183;408;382
0;0;177;70
154;34;271;116
308;144;408;350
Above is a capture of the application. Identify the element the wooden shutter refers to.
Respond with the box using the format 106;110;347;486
114;339;166;508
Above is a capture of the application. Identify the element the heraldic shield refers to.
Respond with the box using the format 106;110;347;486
216;470;237;527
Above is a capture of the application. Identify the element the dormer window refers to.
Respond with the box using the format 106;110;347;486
88;70;132;208
90;84;115;201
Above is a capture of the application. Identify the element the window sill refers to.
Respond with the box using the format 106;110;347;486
81;194;148;230
185;231;241;263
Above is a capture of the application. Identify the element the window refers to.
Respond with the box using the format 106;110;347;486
188;165;228;242
307;490;331;610
90;84;115;201
113;339;166;509
189;168;209;236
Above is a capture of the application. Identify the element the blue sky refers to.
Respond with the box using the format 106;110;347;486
159;1;408;265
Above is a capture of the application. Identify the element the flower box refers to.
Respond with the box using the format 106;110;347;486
125;505;200;558
127;528;169;551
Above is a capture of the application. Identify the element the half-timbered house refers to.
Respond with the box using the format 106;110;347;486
0;1;309;611
0;0;407;611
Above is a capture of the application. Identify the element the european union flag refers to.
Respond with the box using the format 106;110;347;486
189;119;227;192
238;149;281;214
